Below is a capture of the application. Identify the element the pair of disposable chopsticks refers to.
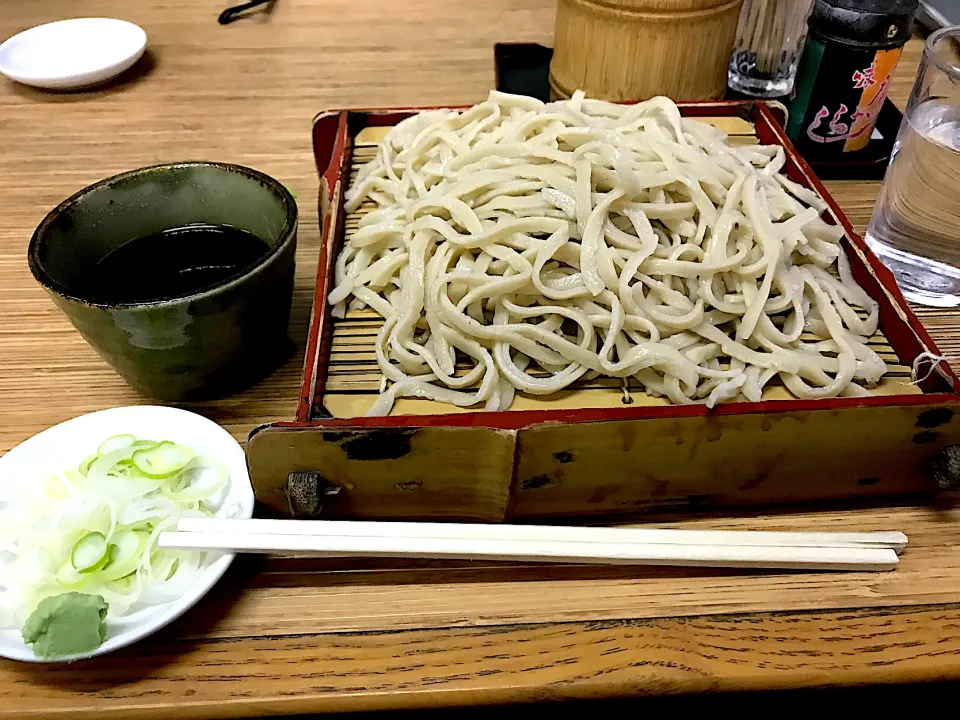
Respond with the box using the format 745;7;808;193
158;519;907;572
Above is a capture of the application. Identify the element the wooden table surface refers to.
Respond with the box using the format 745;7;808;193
2;2;960;717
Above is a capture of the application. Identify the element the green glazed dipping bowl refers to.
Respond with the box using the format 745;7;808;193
28;162;298;401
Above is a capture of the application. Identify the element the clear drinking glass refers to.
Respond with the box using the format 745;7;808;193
728;0;815;98
867;26;960;307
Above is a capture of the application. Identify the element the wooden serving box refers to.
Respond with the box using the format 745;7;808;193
247;100;960;521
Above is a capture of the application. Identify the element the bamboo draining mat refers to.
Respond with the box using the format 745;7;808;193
322;119;918;418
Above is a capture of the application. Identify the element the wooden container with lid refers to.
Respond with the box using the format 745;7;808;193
550;0;745;101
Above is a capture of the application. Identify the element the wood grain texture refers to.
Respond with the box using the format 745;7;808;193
247;424;516;519
7;604;960;719
0;0;557;452
550;0;744;100
0;3;958;715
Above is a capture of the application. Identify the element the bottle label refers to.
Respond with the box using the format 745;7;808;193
787;36;903;157
844;48;900;151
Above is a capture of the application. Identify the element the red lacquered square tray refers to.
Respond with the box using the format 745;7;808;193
247;100;960;522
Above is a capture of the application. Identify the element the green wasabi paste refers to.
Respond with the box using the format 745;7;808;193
22;592;109;658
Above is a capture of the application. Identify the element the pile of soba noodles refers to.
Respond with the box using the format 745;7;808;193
329;90;885;416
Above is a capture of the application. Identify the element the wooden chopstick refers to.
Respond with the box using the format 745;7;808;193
159;528;901;573
174;518;908;554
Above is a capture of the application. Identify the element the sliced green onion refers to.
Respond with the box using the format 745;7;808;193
70;532;108;573
62;469;84;490
7;432;232;649
55;564;88;589
166;558;180;580
163;458;228;503
78;454;99;477
97;434;136;456
131;440;160;449
132;442;194;479
97;529;148;582
89;446;140;479
126;440;160;457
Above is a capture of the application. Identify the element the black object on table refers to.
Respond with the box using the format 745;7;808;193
219;0;275;24
494;43;553;103
492;42;901;180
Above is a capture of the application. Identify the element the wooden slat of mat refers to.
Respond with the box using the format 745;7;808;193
352;115;758;146
325;117;919;418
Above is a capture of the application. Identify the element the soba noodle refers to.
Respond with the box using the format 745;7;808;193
330;90;885;416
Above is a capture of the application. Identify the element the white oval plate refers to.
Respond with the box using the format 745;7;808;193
0;18;146;90
0;406;254;662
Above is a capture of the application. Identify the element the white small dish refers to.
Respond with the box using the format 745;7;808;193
0;406;255;663
0;18;147;90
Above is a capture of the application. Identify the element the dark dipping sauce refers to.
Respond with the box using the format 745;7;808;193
89;223;270;304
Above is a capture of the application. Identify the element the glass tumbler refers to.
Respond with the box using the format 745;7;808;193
728;0;815;98
866;26;960;307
